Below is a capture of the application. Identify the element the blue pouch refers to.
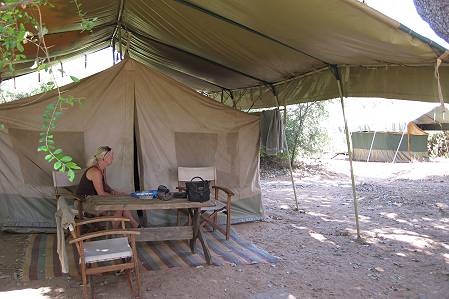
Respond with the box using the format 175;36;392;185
130;190;158;199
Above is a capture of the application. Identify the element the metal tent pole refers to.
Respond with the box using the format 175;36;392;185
271;87;299;210
392;128;406;163
367;131;376;162
331;66;361;240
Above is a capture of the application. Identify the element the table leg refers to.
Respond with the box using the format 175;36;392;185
188;208;211;264
197;226;212;265
189;209;199;253
141;211;148;227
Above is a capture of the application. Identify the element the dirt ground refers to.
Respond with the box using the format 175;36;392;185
1;158;449;299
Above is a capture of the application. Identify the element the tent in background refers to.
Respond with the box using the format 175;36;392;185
411;105;449;130
351;105;449;163
0;59;262;232
351;131;428;163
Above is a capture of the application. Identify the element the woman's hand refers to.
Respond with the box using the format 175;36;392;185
111;190;127;196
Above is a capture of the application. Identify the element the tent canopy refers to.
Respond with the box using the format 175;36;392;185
0;59;262;231
2;0;448;109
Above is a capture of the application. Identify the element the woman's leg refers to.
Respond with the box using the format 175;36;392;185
123;210;140;228
111;210;124;229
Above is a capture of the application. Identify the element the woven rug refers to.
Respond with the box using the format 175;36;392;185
17;229;278;281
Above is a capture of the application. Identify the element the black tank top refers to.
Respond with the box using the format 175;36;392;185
75;167;108;198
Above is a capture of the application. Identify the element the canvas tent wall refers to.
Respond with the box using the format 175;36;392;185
0;59;262;231
351;131;428;163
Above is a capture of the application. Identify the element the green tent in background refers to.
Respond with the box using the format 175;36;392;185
351;131;428;163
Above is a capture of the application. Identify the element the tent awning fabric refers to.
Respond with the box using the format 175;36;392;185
0;59;263;231
2;0;448;109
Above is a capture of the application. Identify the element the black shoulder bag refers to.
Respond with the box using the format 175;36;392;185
185;176;210;202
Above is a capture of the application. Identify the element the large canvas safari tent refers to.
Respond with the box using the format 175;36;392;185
0;0;448;234
0;59;262;231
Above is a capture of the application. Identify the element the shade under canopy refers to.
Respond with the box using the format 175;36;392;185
2;0;449;109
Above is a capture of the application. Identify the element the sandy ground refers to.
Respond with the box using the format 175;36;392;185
1;158;449;299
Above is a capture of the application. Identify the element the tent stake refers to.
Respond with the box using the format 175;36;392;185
272;88;299;210
335;75;361;240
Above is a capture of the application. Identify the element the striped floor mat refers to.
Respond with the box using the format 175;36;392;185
17;229;278;281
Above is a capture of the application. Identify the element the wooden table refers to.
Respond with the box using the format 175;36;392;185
84;196;215;264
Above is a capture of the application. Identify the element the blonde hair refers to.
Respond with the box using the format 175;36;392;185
87;146;112;168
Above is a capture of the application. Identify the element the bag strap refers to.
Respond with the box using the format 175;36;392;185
190;176;205;182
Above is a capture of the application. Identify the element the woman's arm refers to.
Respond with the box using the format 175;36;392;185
101;169;125;195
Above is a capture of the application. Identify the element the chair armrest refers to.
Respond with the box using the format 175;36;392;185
54;191;84;201
75;216;131;227
212;185;234;197
69;229;140;244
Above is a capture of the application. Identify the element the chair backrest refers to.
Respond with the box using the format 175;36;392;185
52;170;82;196
52;170;75;188
178;167;216;183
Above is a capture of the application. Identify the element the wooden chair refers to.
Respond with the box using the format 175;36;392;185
52;170;84;219
177;167;234;240
68;216;141;299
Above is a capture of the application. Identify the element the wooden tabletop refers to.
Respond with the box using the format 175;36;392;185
84;195;215;211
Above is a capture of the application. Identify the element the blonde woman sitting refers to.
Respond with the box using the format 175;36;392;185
76;146;140;228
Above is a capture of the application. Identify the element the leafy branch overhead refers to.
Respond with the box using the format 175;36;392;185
1;1;97;181
37;95;84;181
72;0;98;32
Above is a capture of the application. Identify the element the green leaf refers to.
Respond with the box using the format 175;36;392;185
61;156;72;162
37;145;48;152
16;42;24;52
67;169;75;182
44;154;52;161
0;123;5;130
53;161;62;170
53;148;63;155
37;63;48;71
69;75;80;83
67;162;81;170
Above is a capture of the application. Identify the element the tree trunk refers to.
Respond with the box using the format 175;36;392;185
413;0;449;44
